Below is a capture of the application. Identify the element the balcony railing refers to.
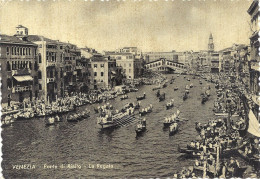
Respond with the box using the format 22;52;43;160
76;66;84;70
12;69;31;76
47;77;55;83
12;86;32;93
47;61;56;67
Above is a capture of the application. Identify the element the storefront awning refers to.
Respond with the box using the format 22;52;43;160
13;75;33;82
248;110;260;137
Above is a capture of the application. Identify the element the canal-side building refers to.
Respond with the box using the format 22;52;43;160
88;54;109;90
248;0;259;121
209;52;220;73
144;51;178;63
60;43;82;95
104;52;143;79
0;32;38;105
27;34;62;103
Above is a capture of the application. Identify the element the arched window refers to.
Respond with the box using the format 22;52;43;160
20;48;22;55
23;48;25;55
26;48;28;55
14;47;17;55
29;48;31;55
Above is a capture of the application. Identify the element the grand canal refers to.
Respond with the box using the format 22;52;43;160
2;74;217;178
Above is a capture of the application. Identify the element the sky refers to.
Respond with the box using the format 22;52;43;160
0;0;254;52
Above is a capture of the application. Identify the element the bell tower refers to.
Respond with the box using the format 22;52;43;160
208;33;214;53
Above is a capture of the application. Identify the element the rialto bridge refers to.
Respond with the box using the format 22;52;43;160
144;58;187;73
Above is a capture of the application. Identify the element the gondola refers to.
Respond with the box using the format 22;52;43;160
174;87;178;91
237;149;260;167
159;93;166;102
156;90;160;97
183;92;188;101
163;110;180;127
46;117;56;126
201;95;208;104
120;95;128;100
67;114;80;122
166;99;174;110
162;83;167;88
139;105;153;116
136;93;146;101
135;119;146;135
169;122;178;136
1;116;14;128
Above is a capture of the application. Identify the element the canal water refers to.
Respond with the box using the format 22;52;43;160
2;74;217;178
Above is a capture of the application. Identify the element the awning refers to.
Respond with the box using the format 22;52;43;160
13;75;33;82
248;110;260;137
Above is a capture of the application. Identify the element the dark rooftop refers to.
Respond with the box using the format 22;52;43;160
0;34;36;46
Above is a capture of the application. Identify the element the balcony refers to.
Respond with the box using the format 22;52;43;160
12;69;31;76
76;66;83;70
12;86;32;93
47;61;56;67
47;77;55;83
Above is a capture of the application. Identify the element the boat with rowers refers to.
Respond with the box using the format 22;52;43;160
46;117;55;126
169;122;178;136
183;91;188;101
135;118;147;135
201;94;208;104
139;104;153;116
136;92;146;101
159;93;166;102
190;83;194;88
166;99;174;110
120;94;128;100
156;90;160;97
174;87;178;91
1;115;15;128
163;110;180;127
67;110;90;122
97;107;135;129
